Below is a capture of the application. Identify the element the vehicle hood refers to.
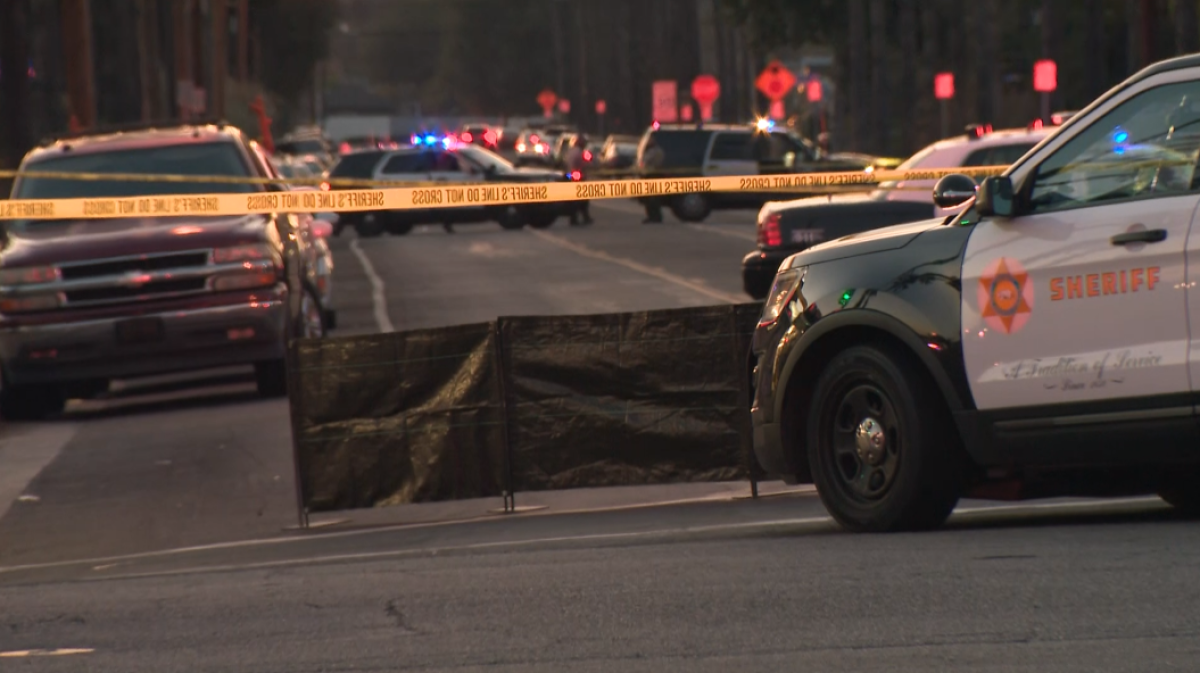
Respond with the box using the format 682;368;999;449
784;217;947;268
1;214;271;268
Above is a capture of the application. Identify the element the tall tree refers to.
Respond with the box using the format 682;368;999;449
847;0;867;151
1176;0;1200;54
868;0;888;153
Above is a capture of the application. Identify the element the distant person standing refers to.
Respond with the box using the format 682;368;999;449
565;135;594;226
640;137;665;224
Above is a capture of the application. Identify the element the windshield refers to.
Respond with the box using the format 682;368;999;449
278;139;327;154
456;144;515;173
14;142;256;199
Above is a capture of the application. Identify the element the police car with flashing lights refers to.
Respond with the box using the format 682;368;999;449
326;136;572;236
742;123;1056;299
750;54;1200;532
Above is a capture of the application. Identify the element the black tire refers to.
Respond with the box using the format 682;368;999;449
254;360;288;398
670;193;711;222
527;211;558;229
495;206;527;230
0;384;65;421
1157;472;1200;514
386;214;413;236
806;344;965;532
355;213;384;238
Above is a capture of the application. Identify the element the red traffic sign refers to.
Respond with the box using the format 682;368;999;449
934;72;955;100
595;99;607;115
537;89;558;112
691;74;721;105
680;103;693;122
806;79;822;103
557;99;571;114
1033;59;1057;92
756;60;796;101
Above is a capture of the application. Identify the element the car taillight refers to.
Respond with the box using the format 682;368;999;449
757;213;782;248
583;150;593;162
461;132;474;143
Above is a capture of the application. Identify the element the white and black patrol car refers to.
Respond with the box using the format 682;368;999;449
326;140;572;236
751;54;1200;532
742;124;1055;299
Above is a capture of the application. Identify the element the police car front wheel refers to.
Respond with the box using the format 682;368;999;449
806;344;965;532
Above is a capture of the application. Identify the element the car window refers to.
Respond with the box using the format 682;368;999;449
432;152;460;173
647;130;710;169
329;151;386;178
381;153;428;174
756;133;793;163
962;143;1036;168
14;142;256;199
711;132;754;161
1028;80;1200;213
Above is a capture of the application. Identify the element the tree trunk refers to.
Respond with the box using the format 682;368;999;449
897;0;917;154
977;0;1000;126
918;0;940;148
0;0;32;171
847;0;867;151
1085;0;1107;101
1176;0;1199;55
868;0;888;154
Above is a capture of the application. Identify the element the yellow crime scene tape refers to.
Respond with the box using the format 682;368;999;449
0;165;1008;221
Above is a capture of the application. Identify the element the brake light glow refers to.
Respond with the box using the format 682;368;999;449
583;150;593;162
461;131;473;143
530;134;540;144
484;130;497;145
757;213;782;247
569;170;582;181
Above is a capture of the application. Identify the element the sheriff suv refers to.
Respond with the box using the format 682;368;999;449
742;124;1055;298
750;54;1200;532
634;123;877;222
0;123;329;419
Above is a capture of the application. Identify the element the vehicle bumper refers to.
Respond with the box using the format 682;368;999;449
741;248;792;299
0;291;289;386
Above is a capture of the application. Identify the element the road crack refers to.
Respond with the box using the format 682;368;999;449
384;599;418;634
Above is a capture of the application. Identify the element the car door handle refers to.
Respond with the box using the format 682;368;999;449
1111;229;1168;245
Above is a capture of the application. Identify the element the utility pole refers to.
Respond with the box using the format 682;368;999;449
60;0;97;129
575;2;589;131
211;0;228;119
237;0;249;81
173;0;192;119
550;0;566;112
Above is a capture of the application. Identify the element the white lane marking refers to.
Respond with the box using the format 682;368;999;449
686;223;758;243
0;424;79;522
53;497;1172;582
527;230;746;304
348;237;394;333
0;649;94;657
0;496;1166;579
77;516;842;582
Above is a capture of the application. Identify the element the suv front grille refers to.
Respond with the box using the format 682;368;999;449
59;251;210;280
64;278;210;304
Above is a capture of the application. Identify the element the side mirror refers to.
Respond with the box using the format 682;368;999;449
976;176;1015;217
931;174;978;208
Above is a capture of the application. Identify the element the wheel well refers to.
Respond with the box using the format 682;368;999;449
779;325;956;483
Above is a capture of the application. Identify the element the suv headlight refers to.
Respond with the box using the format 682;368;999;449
758;267;804;328
0;265;60;286
212;243;281;292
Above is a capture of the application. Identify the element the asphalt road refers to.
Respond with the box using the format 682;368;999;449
2;202;1198;671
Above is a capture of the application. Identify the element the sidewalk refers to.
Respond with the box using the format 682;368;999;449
302;480;816;531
